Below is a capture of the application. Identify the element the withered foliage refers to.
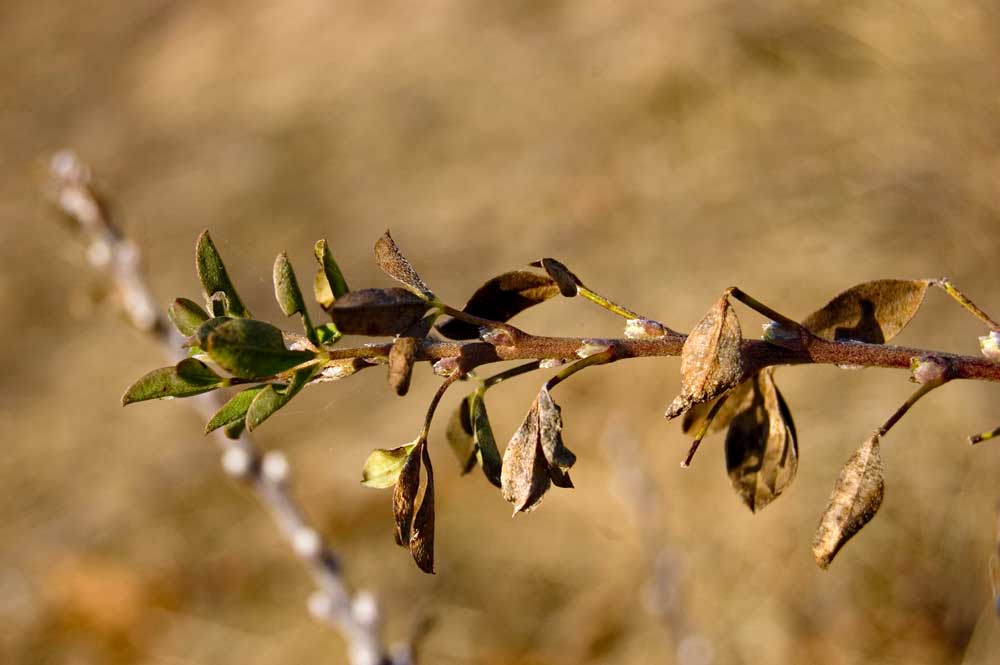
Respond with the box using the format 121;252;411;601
803;279;930;343
437;271;561;339
331;288;429;336
388;336;418;396
374;230;434;301
392;440;436;573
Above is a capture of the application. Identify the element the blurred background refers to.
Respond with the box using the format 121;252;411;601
3;1;1000;663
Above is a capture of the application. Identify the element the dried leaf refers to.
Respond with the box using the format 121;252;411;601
409;442;435;573
802;279;931;344
666;294;744;420
471;394;502;488
205;385;267;433
530;258;581;297
314;238;350;303
245;366;316;431
537;388;576;488
812;433;884;569
388;336;418;396
122;359;225;405
168;298;209;337
436;271;561;339
501;401;551;513
195;230;250;318
331;288;430;336
681;378;756;437
725;369;798;512
205;319;316;379
393;440;423;545
361;440;419;489
374;230;434;300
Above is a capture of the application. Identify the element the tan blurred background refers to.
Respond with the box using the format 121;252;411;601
3;1;1000;663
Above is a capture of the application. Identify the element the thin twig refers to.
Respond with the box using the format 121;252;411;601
47;150;405;665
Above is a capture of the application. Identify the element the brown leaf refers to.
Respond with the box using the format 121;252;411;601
393;441;423;547
445;395;477;472
331;288;429;336
436;271;561;339
537;387;576;488
374;230;434;300
388;336;418;396
812;433;884;569
530;258;581;297
409;442;436;574
725;369;798;512
666;294;744;420
802;279;931;344
501;400;551;513
681;377;756;437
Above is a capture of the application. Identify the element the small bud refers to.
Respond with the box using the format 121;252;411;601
761;320;800;350
539;358;566;369
480;326;514;347
980;331;1000;361
262;451;290;484
624;318;668;340
221;447;254;479
433;357;460;377
293;527;323;558
909;356;949;385
576;339;610;359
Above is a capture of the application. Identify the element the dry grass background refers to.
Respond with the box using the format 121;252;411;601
3;1;1000;663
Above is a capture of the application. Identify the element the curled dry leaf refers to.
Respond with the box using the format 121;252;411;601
388;336;418;396
409;442;436;574
802;279;931;344
666;294;744;420
812;433;884;569
374;230;434;300
724;369;798;512
393;440;423;546
530;258;581;297
445;394;477;472
501;388;576;513
436;271;561;339
331;288;430;336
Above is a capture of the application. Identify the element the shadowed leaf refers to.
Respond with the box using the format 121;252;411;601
501;400;551;513
388;336;418;396
223;420;245;440
205;319;316;379
410;442;435;574
331;288;430;336
245;367;317;431
314;239;350;307
803;279;931;344
205;385;267;433
530;258;581;297
196;230;250;318
168;298;209;337
812;433;884;569
122;359;225;405
666;294;744;420
393;440;423;545
445;395;476;471
436;271;561;339
374;231;434;300
471;394;502;487
725;369;798;512
537;388;576;488
273;252;315;343
361;440;419;489
192;316;232;350
681;377;756;436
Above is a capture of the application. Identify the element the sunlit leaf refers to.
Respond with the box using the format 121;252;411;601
501;399;551;513
361;440;420;489
314;238;350;305
245;366;317;431
388;336;418;396
168;298;210;337
802;279;931;344
122;359;225;405
393;440;423;545
725;369;798;512
666;294;744;420
436;271;561;339
196;230;250;318
205;385;267;433
205;318;316;379
273;252;315;343
331;288;430;336
812;433;884;569
537;387;576;488
409;442;435;574
374;231;434;300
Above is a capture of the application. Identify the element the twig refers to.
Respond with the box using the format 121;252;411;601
47;150;405;665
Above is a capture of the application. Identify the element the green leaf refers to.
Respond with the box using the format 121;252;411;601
374;230;434;300
223;419;245;439
168;298;210;336
315;323;342;345
273;251;316;343
196;230;250;318
122;359;225;405
192;316;232;351
314;239;350;306
205;318;316;379
471;393;502;487
245;367;316;431
436;271;562;340
331;288;430;336
361;440;420;488
802;279;931;344
205;385;268;433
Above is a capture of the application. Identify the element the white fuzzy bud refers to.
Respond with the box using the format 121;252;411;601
261;451;289;484
980;331;1000;361
221;447;254;479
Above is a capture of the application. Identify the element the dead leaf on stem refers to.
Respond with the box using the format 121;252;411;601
802;279;931;344
374;230;434;300
436;271;561;339
388;336;418;396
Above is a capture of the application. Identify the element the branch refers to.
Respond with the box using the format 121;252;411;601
47;150;410;665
